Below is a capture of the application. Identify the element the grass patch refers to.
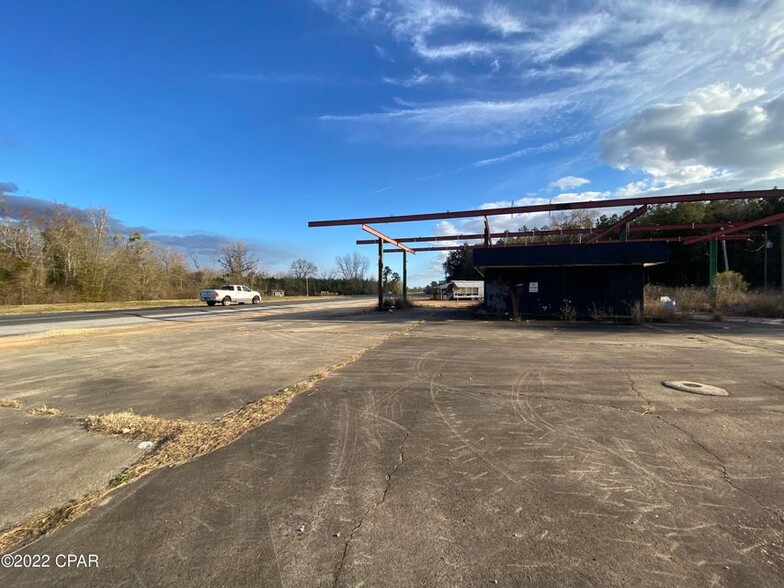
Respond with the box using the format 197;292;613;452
0;319;423;554
0;398;22;409
0;299;201;316
82;412;191;441
0;492;104;555
645;284;782;319
0;295;343;316
28;405;61;416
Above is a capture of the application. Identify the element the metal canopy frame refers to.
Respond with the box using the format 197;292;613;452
586;205;648;243
310;188;784;313
681;211;784;245
381;234;752;253
310;189;782;227
360;224;415;309
354;222;743;245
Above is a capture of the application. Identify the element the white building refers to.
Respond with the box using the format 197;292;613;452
436;280;484;300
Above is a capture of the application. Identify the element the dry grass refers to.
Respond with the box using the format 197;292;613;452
0;319;423;554
83;412;191;441
0;296;323;316
28;405;61;416
0;299;200;316
0;398;22;409
414;299;482;309
645;284;782;319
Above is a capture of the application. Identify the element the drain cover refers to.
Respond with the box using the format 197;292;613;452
662;380;729;397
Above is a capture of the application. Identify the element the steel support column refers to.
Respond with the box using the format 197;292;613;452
377;239;383;310
402;250;408;305
709;238;718;310
780;222;784;316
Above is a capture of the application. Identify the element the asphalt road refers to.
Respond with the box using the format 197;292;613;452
0;296;374;337
2;313;782;587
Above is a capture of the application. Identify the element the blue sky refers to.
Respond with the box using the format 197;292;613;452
2;0;783;285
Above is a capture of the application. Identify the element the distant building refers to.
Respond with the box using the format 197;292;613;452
436;280;484;300
269;290;285;297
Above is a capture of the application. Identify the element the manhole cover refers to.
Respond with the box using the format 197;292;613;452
662;380;729;397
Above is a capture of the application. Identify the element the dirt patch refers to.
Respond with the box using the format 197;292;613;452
414;300;481;309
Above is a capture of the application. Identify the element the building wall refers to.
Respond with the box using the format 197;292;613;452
484;266;645;318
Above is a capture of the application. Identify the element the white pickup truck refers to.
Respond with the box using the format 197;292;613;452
200;285;262;306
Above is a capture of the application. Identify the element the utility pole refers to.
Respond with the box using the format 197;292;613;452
305;274;309;296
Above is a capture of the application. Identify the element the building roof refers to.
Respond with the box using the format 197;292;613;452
473;242;668;269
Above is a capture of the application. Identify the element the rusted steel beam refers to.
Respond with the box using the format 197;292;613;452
586;205;648;243
311;189;782;227
381;234;752;253
682;211;784;245
356;221;746;245
357;227;595;245
361;224;416;254
630;222;735;232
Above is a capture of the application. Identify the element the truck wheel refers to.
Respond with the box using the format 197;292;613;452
206;301;216;306
252;296;260;304
222;297;231;306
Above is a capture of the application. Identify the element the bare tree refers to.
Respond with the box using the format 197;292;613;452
290;258;317;279
335;252;368;281
218;241;257;283
290;258;318;296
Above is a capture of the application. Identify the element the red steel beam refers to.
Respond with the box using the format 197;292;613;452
382;234;751;253
630;222;735;232
682;211;784;245
361;224;416;254
357;227;595;245
586;205;648;243
311;189;782;227
356;222;740;245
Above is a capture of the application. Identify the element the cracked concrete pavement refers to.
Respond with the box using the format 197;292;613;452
0;302;418;540
1;310;783;586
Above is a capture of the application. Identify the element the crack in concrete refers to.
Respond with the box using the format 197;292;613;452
332;408;420;587
511;391;646;416
654;415;784;525
516;370;783;524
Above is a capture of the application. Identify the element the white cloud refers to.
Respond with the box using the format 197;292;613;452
523;12;612;63
472;133;592;167
315;0;784;150
412;39;495;60
482;3;525;37
382;70;456;87
549;176;590;191
320;94;574;146
601;83;784;187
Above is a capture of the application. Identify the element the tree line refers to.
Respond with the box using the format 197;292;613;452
0;205;378;304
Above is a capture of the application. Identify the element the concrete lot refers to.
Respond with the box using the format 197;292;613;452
1;308;782;586
0;303;407;420
0;302;419;539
